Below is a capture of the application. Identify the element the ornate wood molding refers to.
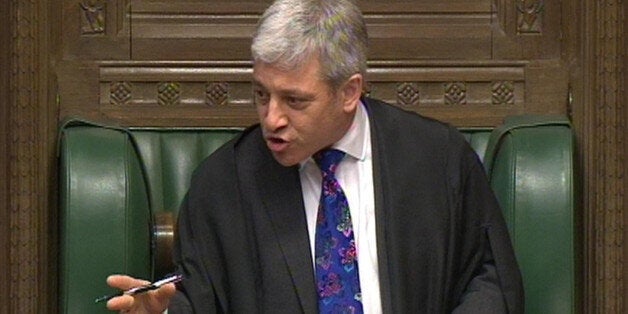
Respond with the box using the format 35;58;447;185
582;0;626;312
87;60;538;127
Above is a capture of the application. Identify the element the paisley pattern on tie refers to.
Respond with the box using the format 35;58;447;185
314;149;364;314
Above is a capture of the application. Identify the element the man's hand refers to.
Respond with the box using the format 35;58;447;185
106;275;176;313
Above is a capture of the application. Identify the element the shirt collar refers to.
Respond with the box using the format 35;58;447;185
331;101;369;161
299;101;369;170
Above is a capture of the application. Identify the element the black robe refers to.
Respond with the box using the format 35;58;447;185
170;98;524;313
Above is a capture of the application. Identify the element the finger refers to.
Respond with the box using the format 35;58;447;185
154;283;177;300
107;275;151;290
106;294;135;311
140;283;177;311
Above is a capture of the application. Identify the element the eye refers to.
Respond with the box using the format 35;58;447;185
285;96;308;109
253;88;269;106
287;96;300;106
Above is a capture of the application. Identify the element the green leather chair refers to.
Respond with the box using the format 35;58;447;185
58;115;577;313
484;116;578;314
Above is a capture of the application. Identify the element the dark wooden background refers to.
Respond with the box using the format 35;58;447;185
0;0;626;312
56;0;569;128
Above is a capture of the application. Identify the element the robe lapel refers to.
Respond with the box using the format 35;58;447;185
256;159;318;314
364;98;395;314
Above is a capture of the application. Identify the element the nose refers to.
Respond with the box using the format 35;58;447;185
263;98;288;132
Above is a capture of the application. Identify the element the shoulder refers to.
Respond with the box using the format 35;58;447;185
364;97;470;158
189;124;265;188
365;97;484;189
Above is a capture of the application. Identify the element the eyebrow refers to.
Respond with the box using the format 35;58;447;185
251;79;316;100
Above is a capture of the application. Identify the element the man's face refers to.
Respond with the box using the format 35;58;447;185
252;58;356;166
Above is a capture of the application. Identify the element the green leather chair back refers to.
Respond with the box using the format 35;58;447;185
59;126;152;314
58;116;576;313
485;115;577;314
59;124;241;313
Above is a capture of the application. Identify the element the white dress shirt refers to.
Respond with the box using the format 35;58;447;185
299;103;382;314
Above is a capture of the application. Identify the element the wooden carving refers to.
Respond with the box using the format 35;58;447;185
80;1;106;35
517;0;544;34
492;81;516;105
157;82;181;106
110;82;132;105
444;82;468;106
396;82;420;107
206;82;229;106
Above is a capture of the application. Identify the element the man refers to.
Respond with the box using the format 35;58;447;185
107;0;524;313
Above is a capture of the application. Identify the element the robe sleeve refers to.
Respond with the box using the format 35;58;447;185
168;195;223;314
452;145;524;314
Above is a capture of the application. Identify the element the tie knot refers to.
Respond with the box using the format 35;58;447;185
313;149;345;176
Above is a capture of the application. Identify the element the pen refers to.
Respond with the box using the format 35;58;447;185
95;274;183;303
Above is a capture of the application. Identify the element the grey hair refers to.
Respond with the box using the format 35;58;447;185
251;0;368;89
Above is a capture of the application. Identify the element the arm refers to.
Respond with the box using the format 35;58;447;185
169;195;223;313
451;235;507;313
452;148;524;314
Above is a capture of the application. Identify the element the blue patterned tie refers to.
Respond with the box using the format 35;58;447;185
314;149;364;314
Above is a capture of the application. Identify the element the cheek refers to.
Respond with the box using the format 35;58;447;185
288;100;340;142
295;117;332;147
256;105;266;119
287;119;308;139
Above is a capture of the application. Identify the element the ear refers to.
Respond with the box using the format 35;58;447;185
340;73;363;113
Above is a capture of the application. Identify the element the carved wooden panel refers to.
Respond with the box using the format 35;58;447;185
77;59;568;127
361;1;493;60
56;0;570;128
62;0;130;60
130;0;495;61
126;0;562;61
130;1;265;61
91;61;259;126
366;62;528;126
493;0;562;59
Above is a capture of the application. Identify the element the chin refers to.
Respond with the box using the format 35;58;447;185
271;153;300;167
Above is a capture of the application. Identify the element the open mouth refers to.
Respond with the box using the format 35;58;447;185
266;137;289;152
269;137;286;144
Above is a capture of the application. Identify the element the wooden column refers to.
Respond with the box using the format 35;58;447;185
581;0;626;312
2;0;56;313
0;1;12;313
